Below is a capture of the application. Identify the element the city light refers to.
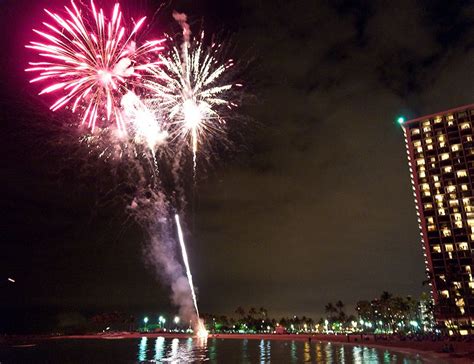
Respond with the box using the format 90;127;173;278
397;116;405;124
144;317;149;324
174;316;180;324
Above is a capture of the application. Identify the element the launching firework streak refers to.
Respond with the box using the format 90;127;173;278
175;214;200;318
146;34;237;168
174;214;208;337
26;0;165;132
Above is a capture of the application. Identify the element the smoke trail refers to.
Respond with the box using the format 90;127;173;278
172;11;191;46
127;159;201;330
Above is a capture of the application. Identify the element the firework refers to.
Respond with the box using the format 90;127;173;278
146;28;238;166
121;91;168;152
26;0;165;132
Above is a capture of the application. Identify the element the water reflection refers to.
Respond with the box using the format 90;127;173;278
352;345;363;364
315;342;324;362
259;339;271;363
154;337;165;362
242;338;249;363
290;341;297;363
325;342;333;362
303;341;311;362
133;337;426;363
339;344;346;364
137;337;148;362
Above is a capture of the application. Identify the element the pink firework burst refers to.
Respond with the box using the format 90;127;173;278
26;0;165;132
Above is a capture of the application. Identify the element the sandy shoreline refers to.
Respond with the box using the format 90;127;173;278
2;332;473;363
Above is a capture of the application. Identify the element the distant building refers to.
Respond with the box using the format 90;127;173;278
400;105;474;335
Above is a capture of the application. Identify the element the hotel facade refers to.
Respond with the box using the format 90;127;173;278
401;105;474;335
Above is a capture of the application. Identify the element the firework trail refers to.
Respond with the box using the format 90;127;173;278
175;214;208;337
26;0;165;132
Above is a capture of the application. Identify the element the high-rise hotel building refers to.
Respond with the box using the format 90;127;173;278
401;105;474;335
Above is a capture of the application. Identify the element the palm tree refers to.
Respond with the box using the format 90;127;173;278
248;307;257;318
325;302;337;326
259;307;267;318
235;306;246;318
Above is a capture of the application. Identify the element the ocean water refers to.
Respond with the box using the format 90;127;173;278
0;337;443;363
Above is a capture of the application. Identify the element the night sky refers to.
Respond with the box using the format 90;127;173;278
2;0;474;330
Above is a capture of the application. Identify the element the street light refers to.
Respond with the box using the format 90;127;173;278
143;316;149;332
174;316;180;331
158;316;166;329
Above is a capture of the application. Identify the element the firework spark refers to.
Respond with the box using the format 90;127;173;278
146;26;237;167
26;0;165;132
121;91;168;152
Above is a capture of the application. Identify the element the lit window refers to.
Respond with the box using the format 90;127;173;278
469;282;474;289
416;146;423;153
438;135;445;142
442;228;451;237
454;213;462;221
419;171;426;178
457;170;468;178
428;225;436;231
460;123;471;130
433;175;439;182
440;142;446;148
423;120;431;126
453;282;462;290
417;158;425;166
458;242;469;251
435;194;444;202
455;221;463;228
448;120;454;127
421;183;430;191
434;182;441;188
441;290;450;298
434;116;442;123
445;243;454;251
433;245;441;253
463;198;470;205
438;208;446;216
452;144;460;152
467;219;474;227
466;266;471;273
441;153;449;160
461;184;468;191
447;185;456;193
424;203;433;209
423;191;431;197
426;138;433;144
449;200;459;207
444;166;452;173
427;144;434;150
414;141;422;147
423;126;431;132
439;274;446;281
466;136;473;142
411;128;420;135
427;217;434;224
